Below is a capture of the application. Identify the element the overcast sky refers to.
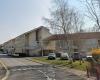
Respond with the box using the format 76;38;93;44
0;0;90;44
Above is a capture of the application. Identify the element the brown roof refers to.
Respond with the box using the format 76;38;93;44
44;32;100;41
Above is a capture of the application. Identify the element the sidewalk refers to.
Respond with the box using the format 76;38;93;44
26;58;96;80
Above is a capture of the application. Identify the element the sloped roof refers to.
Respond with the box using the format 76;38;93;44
3;26;49;44
24;26;48;35
44;32;100;41
16;26;47;37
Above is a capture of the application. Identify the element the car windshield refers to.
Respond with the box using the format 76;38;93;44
49;53;55;56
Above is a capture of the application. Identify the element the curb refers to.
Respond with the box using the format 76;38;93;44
0;60;10;80
25;58;49;65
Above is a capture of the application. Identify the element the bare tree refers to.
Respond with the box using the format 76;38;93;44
43;0;84;66
43;0;84;52
81;0;100;31
96;0;100;8
86;25;99;32
72;11;84;33
43;0;84;34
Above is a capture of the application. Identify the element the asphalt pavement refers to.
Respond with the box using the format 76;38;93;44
0;54;85;80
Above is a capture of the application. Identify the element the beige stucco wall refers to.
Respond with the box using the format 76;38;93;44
15;35;25;53
46;39;99;53
79;39;98;52
3;39;15;53
28;31;37;56
27;27;51;48
28;31;36;48
3;41;10;52
44;41;56;50
27;27;51;56
40;28;51;40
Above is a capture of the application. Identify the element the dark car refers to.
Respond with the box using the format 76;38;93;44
48;53;56;60
72;52;81;60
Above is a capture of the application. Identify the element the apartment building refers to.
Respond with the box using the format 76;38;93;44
3;26;51;56
24;26;51;56
3;39;15;54
44;32;100;54
14;34;26;56
4;26;100;57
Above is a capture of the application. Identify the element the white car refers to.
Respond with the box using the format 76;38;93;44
60;52;69;60
48;53;56;60
86;56;93;61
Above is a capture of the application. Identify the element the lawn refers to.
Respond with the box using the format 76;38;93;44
32;57;88;71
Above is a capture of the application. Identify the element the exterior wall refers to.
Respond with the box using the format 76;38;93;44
3;42;9;53
23;27;52;56
3;39;15;53
27;27;51;56
28;31;38;56
25;33;29;47
28;31;36;48
15;35;25;53
40;27;51;40
55;40;73;52
79;39;98;52
43;41;56;50
46;39;99;54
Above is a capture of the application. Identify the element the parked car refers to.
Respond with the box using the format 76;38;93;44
72;52;81;60
60;52;69;60
86;56;93;61
3;51;8;54
48;53;56;60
